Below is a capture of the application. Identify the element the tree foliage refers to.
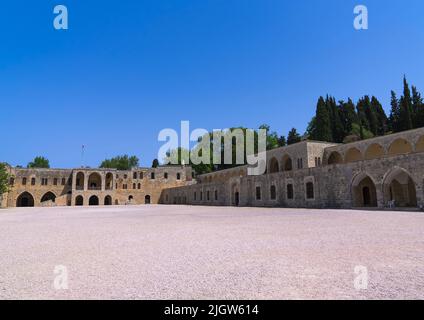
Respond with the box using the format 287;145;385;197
27;156;50;169
100;155;139;170
0;163;11;195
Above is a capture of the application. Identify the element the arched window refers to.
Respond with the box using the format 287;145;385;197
282;155;293;171
137;183;141;189
164;172;168;179
177;173;181;180
269;157;279;173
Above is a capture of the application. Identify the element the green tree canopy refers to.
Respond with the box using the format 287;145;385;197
27;156;50;169
287;128;301;145
0;163;11;195
100;155;139;170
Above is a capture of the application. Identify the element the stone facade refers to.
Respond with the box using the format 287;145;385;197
161;128;424;210
2;166;192;208
2;128;424;210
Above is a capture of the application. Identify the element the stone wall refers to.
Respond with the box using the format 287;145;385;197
5;166;193;208
161;128;424;210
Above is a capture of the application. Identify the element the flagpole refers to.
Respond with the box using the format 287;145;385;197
81;145;85;168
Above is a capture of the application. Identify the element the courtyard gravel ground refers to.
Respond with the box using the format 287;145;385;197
0;205;423;300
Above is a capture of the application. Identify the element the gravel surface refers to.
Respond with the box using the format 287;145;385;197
0;205;423;300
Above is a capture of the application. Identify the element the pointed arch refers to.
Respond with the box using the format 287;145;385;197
282;154;293;171
383;167;417;207
365;143;385;160
415;136;424;153
269;157;279;173
351;172;377;207
388;138;413;156
16;192;35;207
327;151;343;165
345;147;362;163
41;191;56;203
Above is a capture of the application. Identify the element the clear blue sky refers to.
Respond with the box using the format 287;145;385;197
1;0;423;168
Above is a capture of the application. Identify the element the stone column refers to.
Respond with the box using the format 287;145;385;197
376;183;384;208
84;172;89;191
101;173;106;192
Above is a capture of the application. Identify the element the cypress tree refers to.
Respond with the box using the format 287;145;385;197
328;96;344;143
339;98;358;138
311;96;332;142
399;76;413;131
287;128;301;145
370;96;388;135
356;96;372;133
389;90;401;132
412;86;424;128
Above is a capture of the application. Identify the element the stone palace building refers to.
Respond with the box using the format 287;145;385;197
1;127;424;210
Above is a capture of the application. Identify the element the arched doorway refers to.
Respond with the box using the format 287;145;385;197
41;192;56;203
145;195;151;204
352;173;377;207
16;192;35;207
104;195;112;205
89;195;99;206
75;195;84;206
383;168;417;207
